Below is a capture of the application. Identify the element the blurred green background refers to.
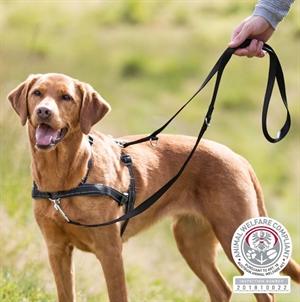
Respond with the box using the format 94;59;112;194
1;1;299;301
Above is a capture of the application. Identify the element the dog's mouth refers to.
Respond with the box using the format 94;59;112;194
35;123;67;149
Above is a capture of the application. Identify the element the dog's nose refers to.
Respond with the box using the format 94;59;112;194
36;106;53;119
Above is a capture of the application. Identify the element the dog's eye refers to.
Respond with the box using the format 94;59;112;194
62;94;72;101
33;90;41;96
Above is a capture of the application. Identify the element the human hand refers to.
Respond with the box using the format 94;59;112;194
228;16;275;58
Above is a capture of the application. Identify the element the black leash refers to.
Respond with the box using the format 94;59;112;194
120;40;290;147
36;39;291;229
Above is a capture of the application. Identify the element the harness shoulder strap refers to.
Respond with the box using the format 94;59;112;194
120;152;136;236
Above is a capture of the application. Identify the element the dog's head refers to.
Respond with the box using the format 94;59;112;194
7;73;111;149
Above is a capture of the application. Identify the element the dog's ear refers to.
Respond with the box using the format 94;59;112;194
79;83;111;134
7;74;41;126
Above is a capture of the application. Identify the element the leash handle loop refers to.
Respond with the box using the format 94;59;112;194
261;43;291;142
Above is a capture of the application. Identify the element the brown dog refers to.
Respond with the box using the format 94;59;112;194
8;73;300;302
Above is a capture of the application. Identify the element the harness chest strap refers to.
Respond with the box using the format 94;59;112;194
31;136;136;235
32;182;129;206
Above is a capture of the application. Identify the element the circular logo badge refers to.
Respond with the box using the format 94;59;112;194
231;217;292;277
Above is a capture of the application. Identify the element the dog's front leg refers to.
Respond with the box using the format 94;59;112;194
46;239;76;302
35;215;76;302
94;229;128;302
101;252;128;302
48;243;75;301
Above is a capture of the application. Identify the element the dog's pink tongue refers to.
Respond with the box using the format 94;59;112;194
35;124;59;146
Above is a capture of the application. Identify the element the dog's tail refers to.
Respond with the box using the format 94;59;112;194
249;164;300;284
248;166;268;217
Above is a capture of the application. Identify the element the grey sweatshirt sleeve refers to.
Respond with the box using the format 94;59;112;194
252;0;295;29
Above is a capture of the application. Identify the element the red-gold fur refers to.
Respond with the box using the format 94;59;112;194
8;73;300;302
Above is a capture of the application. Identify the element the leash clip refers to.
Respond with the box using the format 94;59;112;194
49;198;70;222
116;140;128;148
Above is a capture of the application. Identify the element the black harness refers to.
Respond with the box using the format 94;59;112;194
32;135;136;236
31;39;291;235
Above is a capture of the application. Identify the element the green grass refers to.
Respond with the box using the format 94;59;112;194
1;1;299;301
1;270;54;302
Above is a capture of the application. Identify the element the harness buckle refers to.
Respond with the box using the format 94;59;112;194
121;153;132;165
120;192;129;206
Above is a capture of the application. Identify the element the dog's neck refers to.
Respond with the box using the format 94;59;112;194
28;128;91;192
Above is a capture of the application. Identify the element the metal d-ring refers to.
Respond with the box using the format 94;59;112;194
150;137;158;147
205;117;211;127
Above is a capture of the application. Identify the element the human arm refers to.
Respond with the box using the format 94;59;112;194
229;0;295;58
228;16;274;58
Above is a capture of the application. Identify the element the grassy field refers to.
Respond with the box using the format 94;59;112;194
1;1;299;301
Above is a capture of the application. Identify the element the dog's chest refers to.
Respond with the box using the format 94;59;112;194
33;196;123;253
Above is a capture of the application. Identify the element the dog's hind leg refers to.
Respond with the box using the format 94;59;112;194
172;214;232;302
206;205;275;302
